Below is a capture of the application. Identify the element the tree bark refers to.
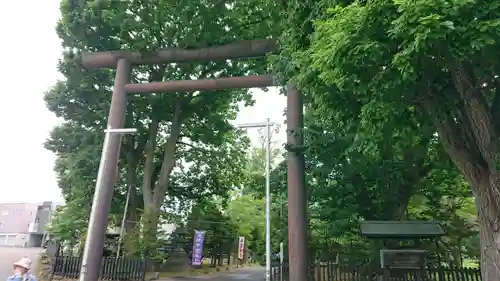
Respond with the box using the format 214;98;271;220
125;161;140;231
451;64;500;280
124;136;146;232
142;116;159;207
420;65;500;280
152;100;184;209
125;185;139;231
139;98;184;245
474;179;500;280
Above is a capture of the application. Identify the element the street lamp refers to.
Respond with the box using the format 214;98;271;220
80;127;137;281
235;118;276;281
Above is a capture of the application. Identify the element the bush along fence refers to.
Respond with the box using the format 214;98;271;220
271;262;482;281
51;256;147;281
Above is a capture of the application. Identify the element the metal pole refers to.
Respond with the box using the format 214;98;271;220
286;85;309;281
235;120;275;279
116;184;132;258
280;242;284;281
265;118;272;281
80;58;131;281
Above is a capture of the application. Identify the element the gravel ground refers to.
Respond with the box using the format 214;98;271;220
163;267;265;281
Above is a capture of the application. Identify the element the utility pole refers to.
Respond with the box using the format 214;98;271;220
264;118;272;281
236;119;275;281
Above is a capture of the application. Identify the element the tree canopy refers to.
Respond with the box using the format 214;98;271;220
276;0;499;277
43;0;499;278
45;0;275;246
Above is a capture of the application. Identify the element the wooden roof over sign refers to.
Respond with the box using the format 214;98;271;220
360;220;445;239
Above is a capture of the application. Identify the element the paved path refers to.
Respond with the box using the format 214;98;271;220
0;247;42;279
164;267;265;281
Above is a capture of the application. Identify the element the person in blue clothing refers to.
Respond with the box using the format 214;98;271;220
7;258;36;281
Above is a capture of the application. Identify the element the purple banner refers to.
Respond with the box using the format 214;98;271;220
191;230;206;266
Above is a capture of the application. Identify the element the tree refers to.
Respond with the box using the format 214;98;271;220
407;183;479;267
185;200;237;266
241;145;282;197
237;144;285;260
277;0;500;277
226;193;266;261
45;0;275;250
45;123;131;246
47;189;90;251
45;122;140;244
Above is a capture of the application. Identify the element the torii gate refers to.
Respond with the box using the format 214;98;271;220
79;39;309;281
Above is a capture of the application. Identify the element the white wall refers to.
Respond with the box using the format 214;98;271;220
0;233;30;247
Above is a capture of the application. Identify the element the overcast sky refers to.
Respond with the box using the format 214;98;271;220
0;0;286;203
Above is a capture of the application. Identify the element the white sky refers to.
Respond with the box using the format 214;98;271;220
0;0;286;203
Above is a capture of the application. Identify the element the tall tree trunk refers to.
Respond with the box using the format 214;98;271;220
124;137;146;233
141;67;165;208
142;100;184;209
420;64;500;280
125;185;139;231
457;238;463;268
474;179;500;280
140;99;184;257
452;65;500;280
151;98;184;210
142;116;159;207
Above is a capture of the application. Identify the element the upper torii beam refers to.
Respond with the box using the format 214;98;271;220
81;39;278;69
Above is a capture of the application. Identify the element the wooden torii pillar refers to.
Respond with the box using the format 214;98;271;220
78;39;309;281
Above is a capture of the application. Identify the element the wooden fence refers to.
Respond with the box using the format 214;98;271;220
271;262;482;281
52;256;147;281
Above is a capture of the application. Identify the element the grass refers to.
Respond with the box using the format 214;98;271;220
462;259;479;269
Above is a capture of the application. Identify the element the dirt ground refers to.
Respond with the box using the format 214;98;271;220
0;246;42;279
